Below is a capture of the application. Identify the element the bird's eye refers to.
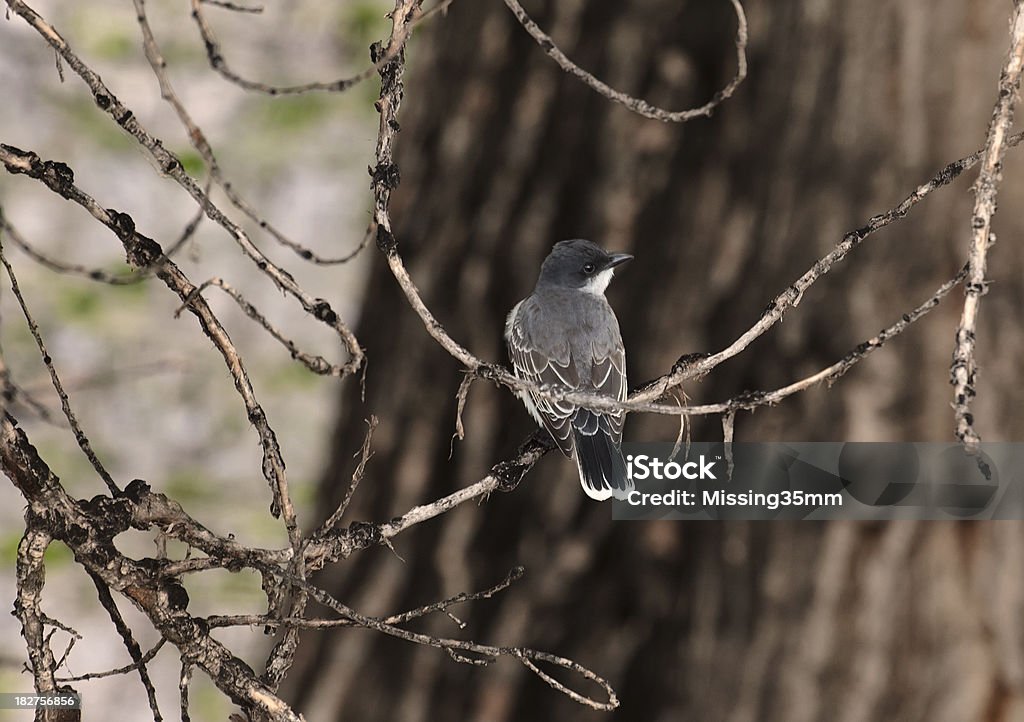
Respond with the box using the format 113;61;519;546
582;263;596;274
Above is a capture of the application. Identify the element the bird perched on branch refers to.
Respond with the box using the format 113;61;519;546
506;239;633;501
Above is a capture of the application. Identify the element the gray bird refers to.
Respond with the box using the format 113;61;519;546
505;239;633;501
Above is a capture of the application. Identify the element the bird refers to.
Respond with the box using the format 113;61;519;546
505;239;633;501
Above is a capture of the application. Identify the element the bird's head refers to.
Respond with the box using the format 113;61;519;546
536;239;633;295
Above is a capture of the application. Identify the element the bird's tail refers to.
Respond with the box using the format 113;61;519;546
573;428;633;501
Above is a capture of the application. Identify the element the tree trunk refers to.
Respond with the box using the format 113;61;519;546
283;1;1024;719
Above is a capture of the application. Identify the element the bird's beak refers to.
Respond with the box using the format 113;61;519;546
605;253;634;270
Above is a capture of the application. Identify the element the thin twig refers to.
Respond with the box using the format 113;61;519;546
282;568;619;711
135;0;372;266
516;649;618;711
0;347;66;428
667;388;690;462
174;277;353;377
88;570;163;720
0;212;145;285
188;0;448;96
625;266;969;418
502;0;747;122
380;566;525;627
452;370;475;448
314;415;378;536
300;431;556;572
201;0;262;13
207;566;525;631
55;640;166;682
418;0;455;24
0;231;119;494
40;615;81;640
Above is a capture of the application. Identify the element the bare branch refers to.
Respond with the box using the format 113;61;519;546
207;566;525;631
502;0;747;123
134;0;372;267
174;277;354;377
56;640;166;683
1;415;303;722
633;133;1024;405
201;0;262;13
667;388;690;461
282;567;619;711
374;127;1024;419
379;565;525;627
950;1;1024;448
4;0;364;375
0;212;146;285
375;432;554;540
188;0;444;96
301;431;555;571
0;156;307;686
87;571;162;720
515;649;618;712
3;407;593;713
0;142;297;532
618;266;969;418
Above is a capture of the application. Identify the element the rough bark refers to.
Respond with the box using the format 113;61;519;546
285;1;1024;719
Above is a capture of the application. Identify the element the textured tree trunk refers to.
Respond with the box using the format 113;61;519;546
283;1;1024;719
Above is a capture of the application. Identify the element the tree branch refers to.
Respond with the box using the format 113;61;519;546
950;1;1024;448
2;415;303;722
0;142;296;530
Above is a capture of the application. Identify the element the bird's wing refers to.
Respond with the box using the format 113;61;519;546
584;339;627;445
507;308;578;457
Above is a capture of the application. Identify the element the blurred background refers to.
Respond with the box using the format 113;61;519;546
3;0;1024;720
